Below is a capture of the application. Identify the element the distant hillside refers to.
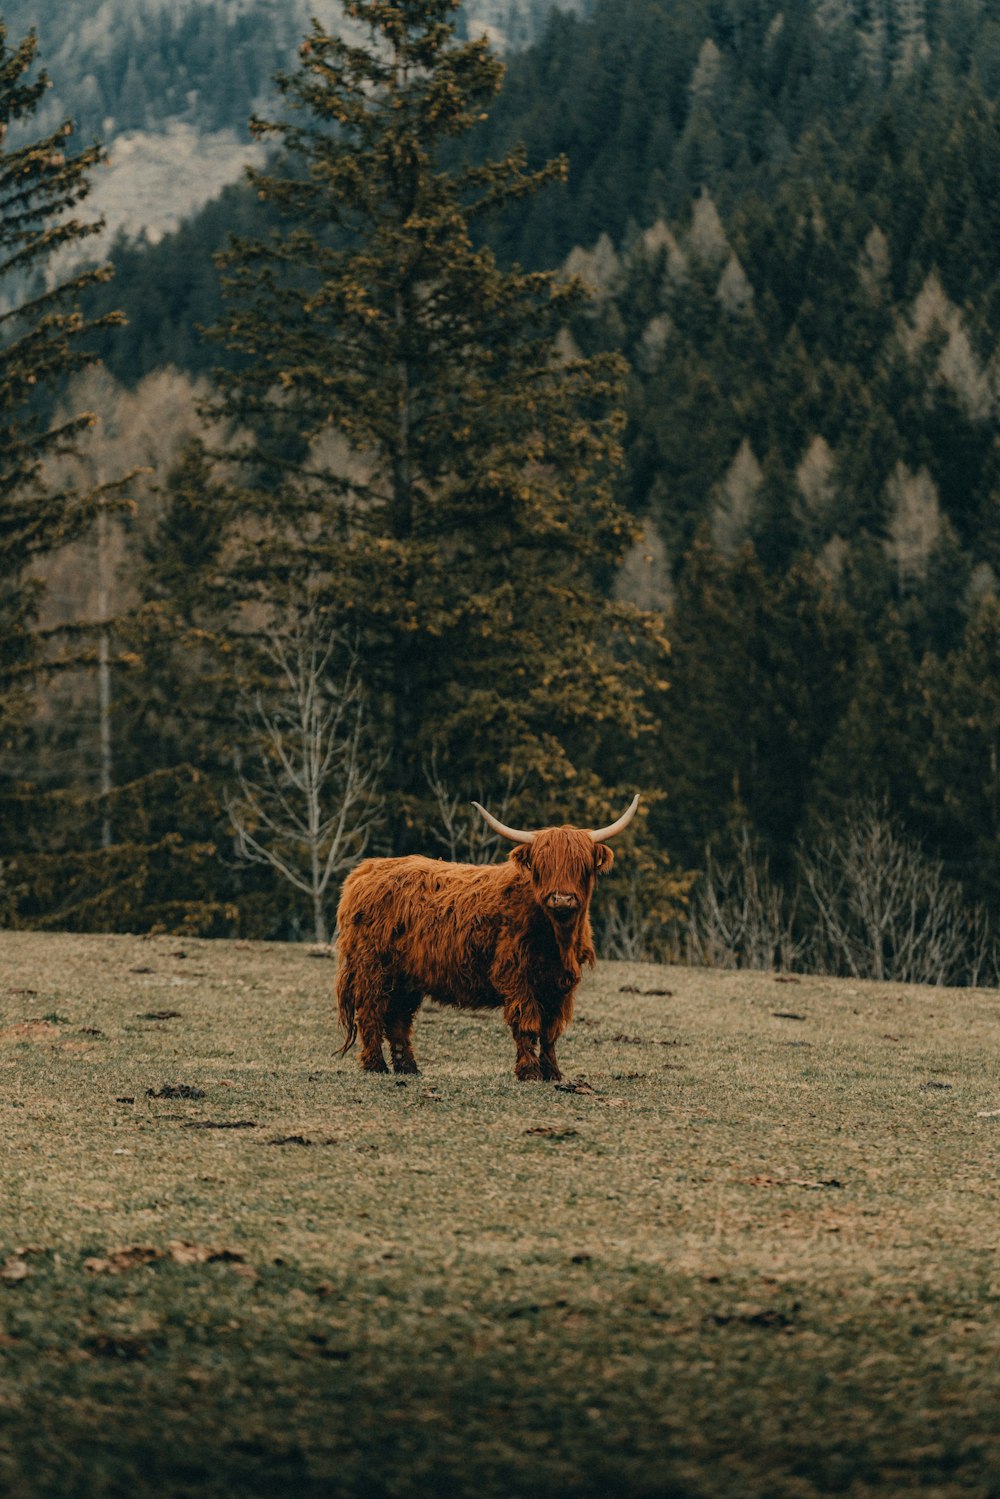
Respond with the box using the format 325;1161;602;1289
2;0;590;243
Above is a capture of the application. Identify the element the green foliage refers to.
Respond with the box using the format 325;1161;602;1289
915;596;1000;902
655;540;857;872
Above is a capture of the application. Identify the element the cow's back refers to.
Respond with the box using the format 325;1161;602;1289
336;854;519;1006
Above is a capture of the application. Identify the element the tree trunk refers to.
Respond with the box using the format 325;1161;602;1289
97;505;113;848
389;283;418;852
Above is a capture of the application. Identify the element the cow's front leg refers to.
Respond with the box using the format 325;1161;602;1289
539;1006;570;1082
539;1038;562;1082
494;953;547;1082
511;1025;543;1082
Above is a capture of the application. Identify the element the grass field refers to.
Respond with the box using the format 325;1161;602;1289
1;929;999;1499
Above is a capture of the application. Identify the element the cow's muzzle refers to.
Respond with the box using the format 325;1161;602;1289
545;892;579;914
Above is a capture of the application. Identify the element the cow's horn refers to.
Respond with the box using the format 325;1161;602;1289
588;793;641;842
471;801;536;844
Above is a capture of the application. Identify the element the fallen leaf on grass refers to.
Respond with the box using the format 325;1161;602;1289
84;1246;160;1275
745;1174;843;1190
0;1258;30;1284
182;1120;257;1130
84;1334;156;1360
554;1079;598;1095
772;1011;807;1021
618;985;673;996
146;1084;205;1100
167;1241;247;1266
138;1011;182;1022
921;1081;953;1091
524;1126;579;1138
773;975;801;984
708;1303;799;1329
85;1243;251;1275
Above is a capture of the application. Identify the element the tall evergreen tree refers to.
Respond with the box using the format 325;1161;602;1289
0;22;122;734
213;0;663;846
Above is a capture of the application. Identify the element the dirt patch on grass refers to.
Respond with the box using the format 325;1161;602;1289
0;1020;60;1044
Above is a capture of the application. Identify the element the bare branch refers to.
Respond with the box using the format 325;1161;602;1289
423;751;523;865
227;606;385;942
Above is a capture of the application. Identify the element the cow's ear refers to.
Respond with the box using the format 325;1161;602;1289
594;843;614;875
510;843;532;869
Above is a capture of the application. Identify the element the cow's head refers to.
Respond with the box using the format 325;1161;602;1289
472;795;639;928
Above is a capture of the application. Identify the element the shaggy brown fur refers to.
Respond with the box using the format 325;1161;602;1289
335;827;614;1081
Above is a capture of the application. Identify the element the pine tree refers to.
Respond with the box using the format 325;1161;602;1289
0;22;123;734
915;596;1000;904
656;538;856;871
213;0;663;847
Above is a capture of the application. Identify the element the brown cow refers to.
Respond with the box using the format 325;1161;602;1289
335;795;639;1081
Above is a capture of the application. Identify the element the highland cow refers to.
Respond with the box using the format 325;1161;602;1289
335;795;639;1081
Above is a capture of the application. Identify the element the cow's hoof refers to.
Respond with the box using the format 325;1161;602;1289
392;1059;420;1075
541;1067;563;1083
361;1056;389;1074
515;1061;543;1082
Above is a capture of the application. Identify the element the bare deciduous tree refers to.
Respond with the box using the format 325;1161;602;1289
685;826;804;971
682;807;999;985
423;753;521;865
598;866;667;962
799;801;997;986
228;612;383;943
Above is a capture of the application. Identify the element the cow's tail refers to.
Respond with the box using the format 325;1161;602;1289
336;958;357;1056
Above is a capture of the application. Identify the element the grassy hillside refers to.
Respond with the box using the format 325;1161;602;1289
1;931;999;1497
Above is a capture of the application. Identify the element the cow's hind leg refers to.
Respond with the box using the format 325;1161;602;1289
386;988;422;1075
351;962;390;1074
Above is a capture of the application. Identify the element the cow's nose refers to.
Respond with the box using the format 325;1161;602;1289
547;892;578;910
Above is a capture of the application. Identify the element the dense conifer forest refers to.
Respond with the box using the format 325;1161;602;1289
3;0;1000;982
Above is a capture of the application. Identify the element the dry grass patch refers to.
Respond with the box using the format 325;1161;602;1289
1;930;998;1498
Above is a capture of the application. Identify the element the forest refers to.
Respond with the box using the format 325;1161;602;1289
3;0;1000;985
